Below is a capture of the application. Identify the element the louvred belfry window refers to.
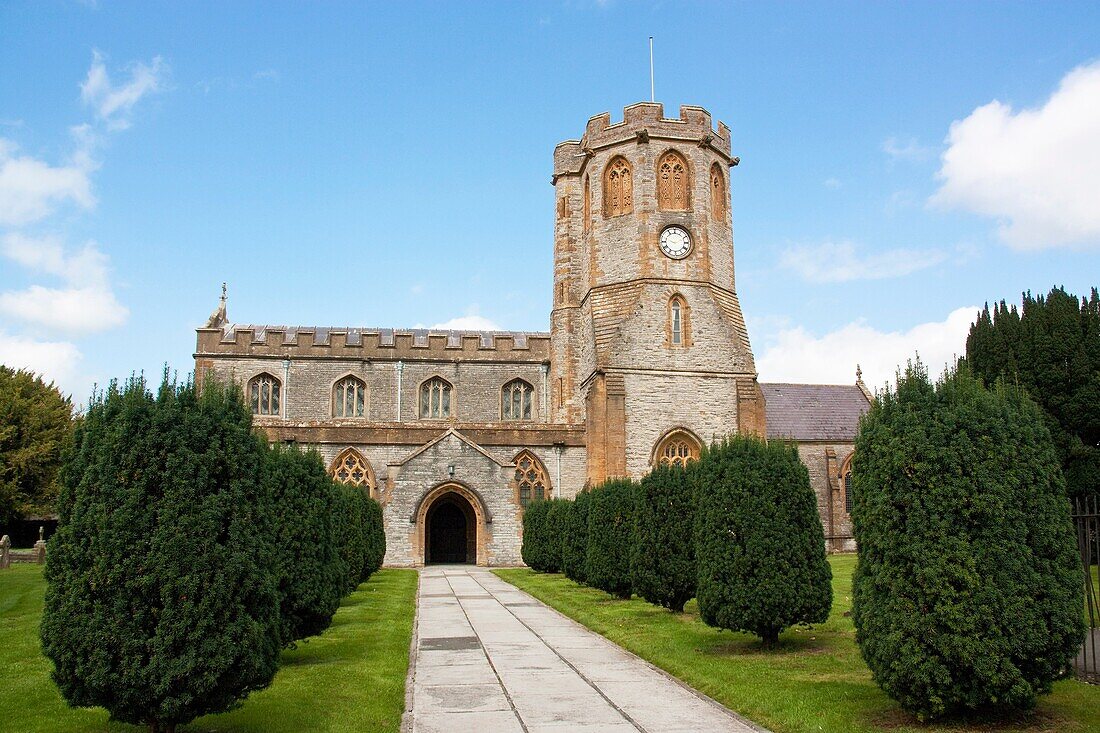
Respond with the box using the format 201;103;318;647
515;450;550;508
710;163;726;221
657;151;690;210
603;156;634;217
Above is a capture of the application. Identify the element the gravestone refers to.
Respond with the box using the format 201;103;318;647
0;535;10;569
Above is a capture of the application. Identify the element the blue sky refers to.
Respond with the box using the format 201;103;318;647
1;1;1098;400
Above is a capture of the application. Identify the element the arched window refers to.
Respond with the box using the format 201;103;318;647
333;375;366;418
655;429;701;468
420;377;452;419
248;373;281;416
657;150;690;210
841;454;855;514
668;295;689;347
330;448;374;490
514;450;550;508
603;156;633;217
502;379;534;421
710;163;726;221
583;175;591;233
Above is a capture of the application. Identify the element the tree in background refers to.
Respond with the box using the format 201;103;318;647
695;435;832;644
0;366;73;527
966;286;1100;497
585;478;637;599
266;444;344;646
631;462;696;612
41;377;281;733
562;490;591;584
852;363;1084;720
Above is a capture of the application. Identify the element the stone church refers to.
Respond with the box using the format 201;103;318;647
194;102;870;567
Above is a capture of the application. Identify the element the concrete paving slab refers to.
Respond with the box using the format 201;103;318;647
402;565;765;733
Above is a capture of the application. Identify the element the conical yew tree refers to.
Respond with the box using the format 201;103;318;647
852;363;1085;719
41;377;281;733
694;435;832;644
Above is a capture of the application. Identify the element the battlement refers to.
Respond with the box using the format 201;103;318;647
196;324;551;363
554;103;732;179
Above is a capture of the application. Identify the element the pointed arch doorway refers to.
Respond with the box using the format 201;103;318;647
417;483;485;565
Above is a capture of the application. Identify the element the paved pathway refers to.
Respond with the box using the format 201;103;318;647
404;565;765;733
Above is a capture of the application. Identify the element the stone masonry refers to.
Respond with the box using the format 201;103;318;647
194;102;869;567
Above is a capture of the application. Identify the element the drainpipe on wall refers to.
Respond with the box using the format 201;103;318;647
396;361;404;422
554;442;564;498
281;359;290;420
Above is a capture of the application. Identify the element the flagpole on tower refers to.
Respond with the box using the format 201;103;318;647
649;36;655;102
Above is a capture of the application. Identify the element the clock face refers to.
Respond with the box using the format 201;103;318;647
659;226;692;259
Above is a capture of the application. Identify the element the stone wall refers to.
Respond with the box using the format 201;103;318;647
795;442;857;552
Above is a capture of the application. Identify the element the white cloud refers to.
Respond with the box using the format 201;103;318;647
931;62;1100;249
428;315;504;331
80;50;166;130
0;234;128;334
823;177;842;190
778;240;947;283
0;330;83;395
755;306;978;391
0;138;95;226
882;136;933;162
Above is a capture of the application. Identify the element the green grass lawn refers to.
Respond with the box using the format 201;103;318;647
0;564;417;732
495;555;1100;733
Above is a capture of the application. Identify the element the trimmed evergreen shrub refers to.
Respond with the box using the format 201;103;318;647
852;363;1086;720
265;444;344;646
562;489;591;584
543;498;570;573
332;483;370;594
631;462;696;612
41;377;281;733
586;478;637;599
695;435;832;644
362;497;387;579
521;499;551;571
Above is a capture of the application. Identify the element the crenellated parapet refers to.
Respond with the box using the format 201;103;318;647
552;103;733;180
196;324;551;363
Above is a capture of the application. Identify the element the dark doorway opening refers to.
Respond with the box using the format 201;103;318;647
425;492;476;564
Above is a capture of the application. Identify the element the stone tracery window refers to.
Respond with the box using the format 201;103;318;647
657;150;690;211
502;379;534;421
655;429;701;468
333;375;366;418
420;377;452;419
603;156;634;217
248;373;281;416
710;163;726;221
514;450;550;508
330;448;374;489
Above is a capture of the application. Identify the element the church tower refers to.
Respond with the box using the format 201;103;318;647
549;103;765;484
